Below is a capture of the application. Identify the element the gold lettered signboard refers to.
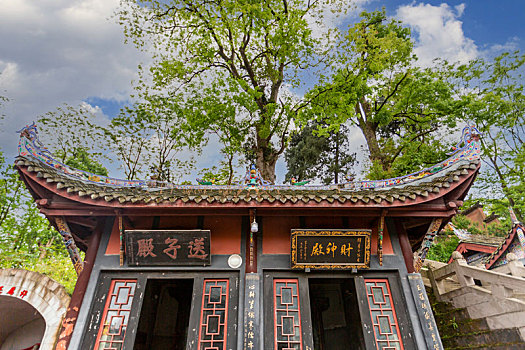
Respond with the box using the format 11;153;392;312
291;229;371;269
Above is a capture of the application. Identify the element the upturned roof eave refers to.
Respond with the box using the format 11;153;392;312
485;223;525;269
16;156;480;218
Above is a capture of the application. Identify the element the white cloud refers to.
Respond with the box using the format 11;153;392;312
396;3;478;67
454;4;466;17
0;0;147;159
485;36;521;56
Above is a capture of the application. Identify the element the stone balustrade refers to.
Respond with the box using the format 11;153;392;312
427;252;525;299
423;253;525;341
491;253;525;278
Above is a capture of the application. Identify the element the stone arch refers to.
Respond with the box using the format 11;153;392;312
0;269;70;350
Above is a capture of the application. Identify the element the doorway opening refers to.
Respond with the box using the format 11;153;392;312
0;295;45;349
309;278;364;350
134;279;193;350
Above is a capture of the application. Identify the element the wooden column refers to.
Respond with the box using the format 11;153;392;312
55;218;105;350
396;220;415;273
246;209;257;273
378;210;387;266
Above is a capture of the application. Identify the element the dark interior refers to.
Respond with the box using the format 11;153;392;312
134;279;193;350
309;278;365;350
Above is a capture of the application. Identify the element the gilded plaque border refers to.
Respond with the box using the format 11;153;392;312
290;229;371;270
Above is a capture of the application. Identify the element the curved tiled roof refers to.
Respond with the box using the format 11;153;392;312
485;223;525;269
14;124;481;209
16;155;479;207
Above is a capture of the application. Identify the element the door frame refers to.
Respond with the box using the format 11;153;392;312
263;270;415;350
82;271;239;350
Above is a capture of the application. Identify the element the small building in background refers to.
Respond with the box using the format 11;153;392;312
448;203;525;269
460;202;500;229
485;218;525;269
447;235;504;266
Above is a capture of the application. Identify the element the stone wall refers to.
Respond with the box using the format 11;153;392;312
0;269;71;350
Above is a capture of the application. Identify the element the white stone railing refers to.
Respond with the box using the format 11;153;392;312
491;253;525;278
426;252;525;301
423;253;525;337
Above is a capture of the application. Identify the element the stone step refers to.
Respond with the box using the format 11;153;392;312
467;298;525;319
439;316;490;335
445;342;525;349
434;307;471;322
486;311;525;331
442;328;524;349
441;286;492;308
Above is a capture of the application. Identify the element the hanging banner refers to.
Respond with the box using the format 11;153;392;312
291;229;371;269
243;273;260;350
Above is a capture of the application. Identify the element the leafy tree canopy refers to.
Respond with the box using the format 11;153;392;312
455;51;525;220
285;121;356;184
62;148;108;176
117;0;350;182
0;150;78;293
301;9;460;179
38;104;107;164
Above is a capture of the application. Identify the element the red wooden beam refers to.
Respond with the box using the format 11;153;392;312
396;220;415;273
55;218;104;350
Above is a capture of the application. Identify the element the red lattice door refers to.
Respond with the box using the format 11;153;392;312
94;279;137;350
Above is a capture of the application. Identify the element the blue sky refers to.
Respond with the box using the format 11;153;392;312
79;1;525;120
0;0;524;182
374;0;524;48
84;97;126;120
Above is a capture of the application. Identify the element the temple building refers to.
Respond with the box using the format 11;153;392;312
448;234;504;266
12;125;482;350
485;211;525;269
446;204;525;268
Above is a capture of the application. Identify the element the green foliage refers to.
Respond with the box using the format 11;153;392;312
455;51;525;220
301;9;459;179
63;148;108;176
0;150;77;294
0;254;79;295
285;121;356;184
198;165;240;186
366;139;451;180
452;213;509;237
486;221;509;237
103;98;199;182
130;98;197;182
38;104;107;164
117;0;350;182
426;234;459;263
102;108;151;180
452;214;482;235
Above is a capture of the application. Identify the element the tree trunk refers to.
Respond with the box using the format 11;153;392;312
355;101;389;173
227;154;234;186
253;119;280;183
255;146;278;184
334;131;340;184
